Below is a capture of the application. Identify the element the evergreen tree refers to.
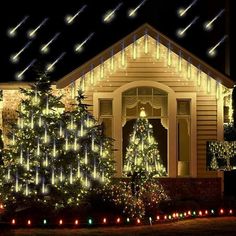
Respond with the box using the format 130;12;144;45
61;89;115;191
0;75;115;212
123;108;166;177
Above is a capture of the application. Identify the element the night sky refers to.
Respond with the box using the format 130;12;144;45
0;0;235;83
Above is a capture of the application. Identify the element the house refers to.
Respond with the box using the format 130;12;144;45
0;24;234;201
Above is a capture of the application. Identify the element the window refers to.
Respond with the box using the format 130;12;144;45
177;100;190;115
122;87;168;119
100;100;112;116
99;99;113;137
177;100;191;176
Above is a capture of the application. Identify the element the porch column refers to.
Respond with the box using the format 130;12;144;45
168;92;177;177
113;94;122;177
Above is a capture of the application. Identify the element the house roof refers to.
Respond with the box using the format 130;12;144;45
56;23;234;89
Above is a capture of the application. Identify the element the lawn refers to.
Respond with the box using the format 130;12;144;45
1;217;236;236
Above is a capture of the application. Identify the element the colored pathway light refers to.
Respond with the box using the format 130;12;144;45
137;218;141;224
116;217;121;223
205;210;208;215
126;218;130;223
156;215;160;220
220;209;224;214
103;218;107;224
211;209;215;214
75;219;79;225
43;219;47;225
11;219;16;225
88;218;93;225
59;219;63;225
229;209;233;214
27;220;31;225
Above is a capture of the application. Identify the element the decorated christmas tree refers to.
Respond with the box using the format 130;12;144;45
123;107;166;177
61;89;115;190
0;74;115;212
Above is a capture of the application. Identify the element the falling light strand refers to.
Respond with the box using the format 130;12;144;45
177;16;199;38
75;32;95;52
103;2;123;23
208;35;228;57
128;0;148;18
65;5;87;24
15;59;37;80
204;9;225;31
46;52;66;72
10;41;32;63
27;18;49;39
177;0;198;17
40;33;60;54
7;16;29;37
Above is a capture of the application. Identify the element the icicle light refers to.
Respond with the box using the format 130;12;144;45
156;36;160;60
46;95;49;115
110;49;114;71
42;177;45;194
38;115;42;127
53;138;56;157
20;148;23;164
144;31;148;54
167;43;171;66
51;168;55;185
25;183;29;196
178;51;182;72
216;82;220;100
197;66;201;86
35;167;39;185
132;35;137;60
65;132;68;151
121;41;125;67
30;114;34;129
80;75;85;92
84;145;88;164
26;153;30;171
15;172;19;192
100;57;104;80
71;82;75;99
187;58;191;79
70;167;73;184
207;73;211;93
90;64;94;85
74;136;77;151
77;160;81;178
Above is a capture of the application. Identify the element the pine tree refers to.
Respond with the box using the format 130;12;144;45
61;89;115;191
123;108;166;177
0;75;115;212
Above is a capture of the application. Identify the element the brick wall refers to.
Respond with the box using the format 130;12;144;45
159;177;222;203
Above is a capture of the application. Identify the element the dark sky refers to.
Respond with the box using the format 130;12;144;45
0;0;235;83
